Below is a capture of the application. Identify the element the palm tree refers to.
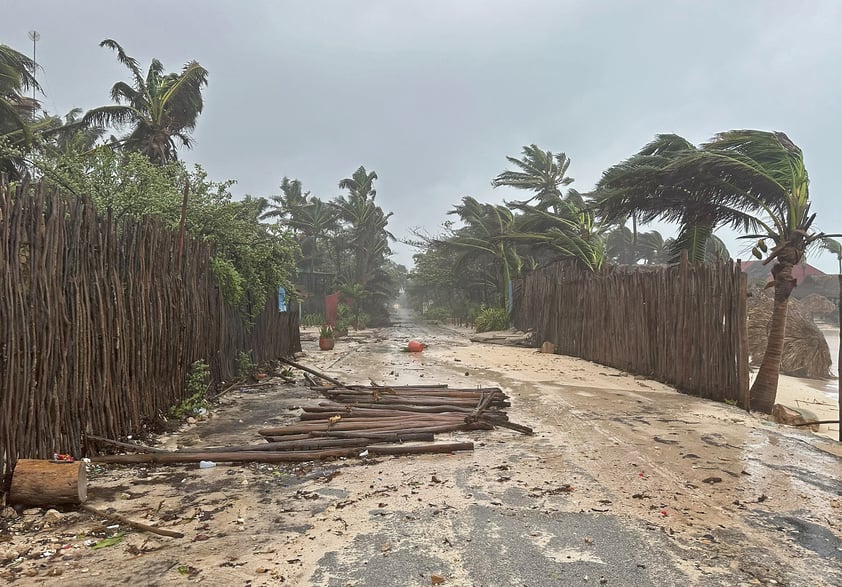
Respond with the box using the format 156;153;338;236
0;44;43;177
595;130;827;413
339;166;378;202
290;197;340;272
334;166;393;287
262;177;310;224
820;238;842;274
82;39;208;165
492;144;574;214
445;196;524;309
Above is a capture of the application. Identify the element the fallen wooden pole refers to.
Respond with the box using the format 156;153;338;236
482;415;534;435
365;442;474;455
278;358;347;388
178;432;436;453
792;420;840;427
86;434;170;454
89;442;475;465
80;504;184;539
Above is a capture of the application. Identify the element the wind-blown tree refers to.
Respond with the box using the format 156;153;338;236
492;145;604;272
595;129;827;412
492;144;574;214
0;44;56;178
334;166;393;284
339;165;378;201
82;39;208;165
289;196;340;273
820;238;842;274
444;196;524;310
262;177;310;224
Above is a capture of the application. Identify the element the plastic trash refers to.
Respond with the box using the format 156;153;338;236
199;461;216;469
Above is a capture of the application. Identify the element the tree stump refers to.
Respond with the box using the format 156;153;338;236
9;459;87;506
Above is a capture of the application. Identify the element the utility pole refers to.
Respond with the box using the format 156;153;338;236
28;31;40;103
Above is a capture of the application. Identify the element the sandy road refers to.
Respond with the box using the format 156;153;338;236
1;308;840;586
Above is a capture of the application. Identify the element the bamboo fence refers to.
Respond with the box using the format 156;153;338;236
511;256;749;406
0;180;300;482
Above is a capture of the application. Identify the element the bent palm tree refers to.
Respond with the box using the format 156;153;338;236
82;39;208;164
445;196;524;309
595;130;825;413
492;144;574;214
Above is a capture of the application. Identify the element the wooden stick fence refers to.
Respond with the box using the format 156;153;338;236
0;180;300;484
511;256;749;406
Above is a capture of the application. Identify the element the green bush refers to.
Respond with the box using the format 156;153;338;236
171;360;210;419
424;306;451;322
235;351;255;378
300;313;325;327
474;306;509;333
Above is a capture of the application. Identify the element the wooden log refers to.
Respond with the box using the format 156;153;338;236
80;504;183;539
9;459;87;506
89;442;475;465
178;432;436;453
481;415;534;436
278;357;347;388
86;434;170;454
257;416;465;436
366;442;474;455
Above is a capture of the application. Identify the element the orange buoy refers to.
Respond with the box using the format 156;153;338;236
407;340;424;352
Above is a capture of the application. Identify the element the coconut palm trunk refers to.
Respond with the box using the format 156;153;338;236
749;248;800;412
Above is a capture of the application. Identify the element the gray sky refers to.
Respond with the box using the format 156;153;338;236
4;0;842;271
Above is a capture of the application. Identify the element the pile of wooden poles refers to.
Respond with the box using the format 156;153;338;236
87;362;532;465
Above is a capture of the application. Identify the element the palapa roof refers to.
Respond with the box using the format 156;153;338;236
747;289;832;379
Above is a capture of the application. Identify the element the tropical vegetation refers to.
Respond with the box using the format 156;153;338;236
594;130;828;412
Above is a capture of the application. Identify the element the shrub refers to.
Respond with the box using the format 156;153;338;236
171;360;210;419
474;306;509;333
301;313;324;327
424;306;451;322
235;351;255;378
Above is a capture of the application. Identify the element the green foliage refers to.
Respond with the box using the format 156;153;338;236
474;306;509;333
235;351;255;379
334;303;353;335
210;257;244;306
300;313;325;327
319;324;334;338
171;360;210;419
424;306;451;322
30;148;300;319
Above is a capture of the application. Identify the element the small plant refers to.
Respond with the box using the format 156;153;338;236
474;305;509;333
724;398;738;406
424;306;451;323
301;313;325;327
171;360;210;419
319;324;334;338
235;350;255;379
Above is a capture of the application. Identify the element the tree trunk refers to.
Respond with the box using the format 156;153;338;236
749;255;798;413
9;459;87;506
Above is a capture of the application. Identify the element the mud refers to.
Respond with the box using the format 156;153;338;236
1;308;840;586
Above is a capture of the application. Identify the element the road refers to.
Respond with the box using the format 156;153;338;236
2;307;839;586
294;307;842;586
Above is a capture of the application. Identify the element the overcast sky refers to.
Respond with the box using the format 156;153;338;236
4;0;842;271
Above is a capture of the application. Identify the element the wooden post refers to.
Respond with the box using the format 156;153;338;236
176;180;189;272
9;459;87;506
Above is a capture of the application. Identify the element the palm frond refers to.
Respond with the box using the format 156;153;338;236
99;39;145;90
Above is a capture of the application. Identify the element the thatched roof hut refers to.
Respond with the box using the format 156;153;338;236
797;294;835;318
747;290;832;379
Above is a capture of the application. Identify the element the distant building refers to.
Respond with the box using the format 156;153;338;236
740;261;837;301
